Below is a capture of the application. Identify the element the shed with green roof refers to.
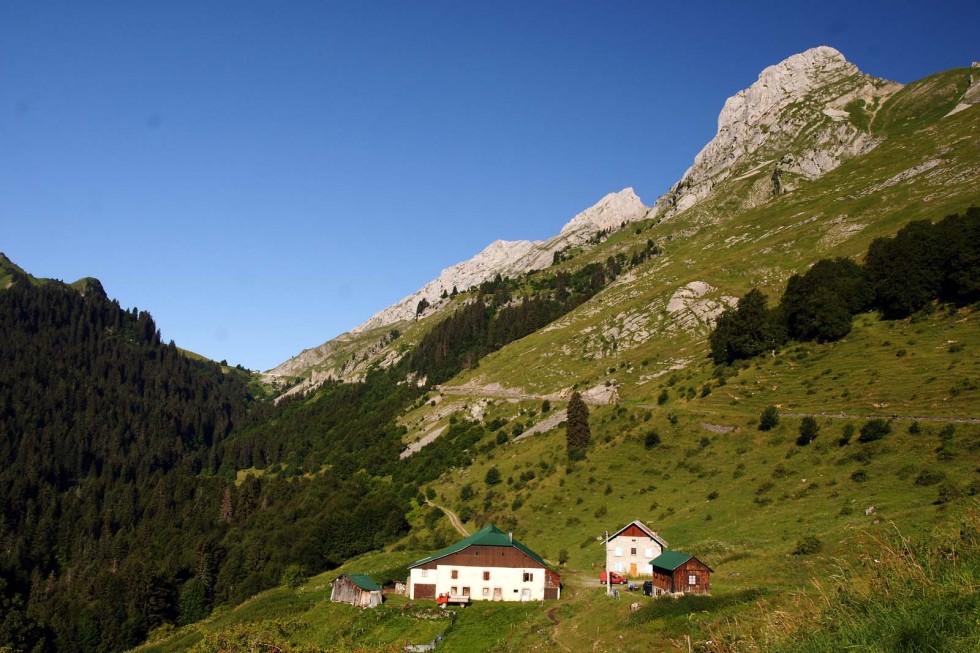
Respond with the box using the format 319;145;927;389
331;573;384;608
648;551;712;594
408;524;561;602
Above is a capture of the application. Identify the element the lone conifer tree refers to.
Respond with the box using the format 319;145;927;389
566;391;591;459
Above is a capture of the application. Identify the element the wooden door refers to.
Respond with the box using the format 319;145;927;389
629;563;637;576
493;587;502;600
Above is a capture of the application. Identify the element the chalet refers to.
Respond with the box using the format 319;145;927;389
605;520;669;577
407;524;561;602
648;551;712;595
330;573;383;608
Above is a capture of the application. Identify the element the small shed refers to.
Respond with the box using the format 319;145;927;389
648;551;712;595
330;573;383;608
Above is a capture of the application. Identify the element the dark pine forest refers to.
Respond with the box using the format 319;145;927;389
0;276;413;652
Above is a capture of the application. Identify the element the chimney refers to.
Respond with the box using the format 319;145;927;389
509;532;513;543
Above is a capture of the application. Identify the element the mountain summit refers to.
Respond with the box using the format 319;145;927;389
652;46;901;219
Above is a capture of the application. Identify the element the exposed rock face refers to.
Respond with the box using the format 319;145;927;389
652;46;901;220
351;188;648;333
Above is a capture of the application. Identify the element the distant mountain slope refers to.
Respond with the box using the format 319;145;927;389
264;188;648;386
264;48;974;395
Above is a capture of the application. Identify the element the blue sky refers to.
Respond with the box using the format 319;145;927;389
2;1;978;371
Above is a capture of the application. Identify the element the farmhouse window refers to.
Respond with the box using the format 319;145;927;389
523;572;534;582
462;587;471;596
451;586;458;595
451;569;458;579
630;548;637;555
420;569;428;578
688;574;697;585
614;547;623;556
482;587;490;596
483;571;491;581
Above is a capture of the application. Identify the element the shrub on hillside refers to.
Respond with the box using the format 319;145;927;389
858;419;892;443
644;429;662;450
796;416;820;446
484;467;501;486
793;535;823;556
759;406;780;431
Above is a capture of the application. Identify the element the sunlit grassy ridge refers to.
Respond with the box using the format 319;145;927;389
142;68;979;652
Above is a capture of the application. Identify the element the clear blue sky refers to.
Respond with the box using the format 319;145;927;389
2;1;977;371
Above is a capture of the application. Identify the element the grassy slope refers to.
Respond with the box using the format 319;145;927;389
142;75;980;652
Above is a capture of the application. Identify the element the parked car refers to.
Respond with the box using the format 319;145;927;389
599;571;628;584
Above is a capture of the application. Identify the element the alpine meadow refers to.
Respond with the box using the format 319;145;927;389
2;45;979;653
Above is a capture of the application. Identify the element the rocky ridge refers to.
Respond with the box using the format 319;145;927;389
651;46;901;220
349;188;649;333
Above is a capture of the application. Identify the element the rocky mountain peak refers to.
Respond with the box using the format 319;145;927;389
559;188;646;235
652;46;900;219
347;188;648;335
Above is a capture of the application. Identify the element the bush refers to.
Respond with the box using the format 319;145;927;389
657;389;669;405
485;467;501;486
644;429;661;450
796;416;820;446
793;535;822;555
839;423;855;446
914;469;944;486
460;483;475;501
280;564;306;589
935;482;962;505
759;406;780;431
858;419;892;443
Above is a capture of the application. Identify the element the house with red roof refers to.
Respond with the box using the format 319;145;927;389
604;520;669;577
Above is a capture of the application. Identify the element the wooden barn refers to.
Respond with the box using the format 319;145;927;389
648;551;712;595
330;573;383;608
407;524;561;602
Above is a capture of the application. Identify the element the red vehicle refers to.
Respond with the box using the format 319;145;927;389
599;571;628;584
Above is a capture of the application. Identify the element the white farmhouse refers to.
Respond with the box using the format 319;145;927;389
605;520;668;577
407;524;561;602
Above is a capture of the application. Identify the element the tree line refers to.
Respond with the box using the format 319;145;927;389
710;208;980;364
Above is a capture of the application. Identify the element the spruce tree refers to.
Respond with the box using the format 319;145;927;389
566;391;591;459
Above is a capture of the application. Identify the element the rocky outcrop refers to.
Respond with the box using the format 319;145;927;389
651;46;900;220
351;188;648;333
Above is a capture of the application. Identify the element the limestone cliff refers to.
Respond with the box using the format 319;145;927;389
651;46;901;219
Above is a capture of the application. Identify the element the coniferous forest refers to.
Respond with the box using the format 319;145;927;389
0;276;411;652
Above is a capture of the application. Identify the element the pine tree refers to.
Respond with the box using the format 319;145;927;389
565;392;591;459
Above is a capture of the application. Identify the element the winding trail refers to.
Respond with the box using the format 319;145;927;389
782;411;980;424
425;500;469;537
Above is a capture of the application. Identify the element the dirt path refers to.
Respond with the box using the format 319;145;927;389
782;411;980;424
425;500;469;537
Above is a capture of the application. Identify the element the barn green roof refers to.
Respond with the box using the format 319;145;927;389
343;573;382;591
649;551;694;571
408;524;551;570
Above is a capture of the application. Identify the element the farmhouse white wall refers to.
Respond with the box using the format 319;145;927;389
409;564;552;601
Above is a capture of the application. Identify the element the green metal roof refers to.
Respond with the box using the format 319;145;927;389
342;573;382;591
408;524;552;570
649;550;694;571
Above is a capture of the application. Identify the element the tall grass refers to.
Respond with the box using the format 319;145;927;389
708;506;980;652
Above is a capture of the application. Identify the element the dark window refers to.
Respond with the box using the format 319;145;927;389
451;569;458;579
631;548;637;555
483;571;491;581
